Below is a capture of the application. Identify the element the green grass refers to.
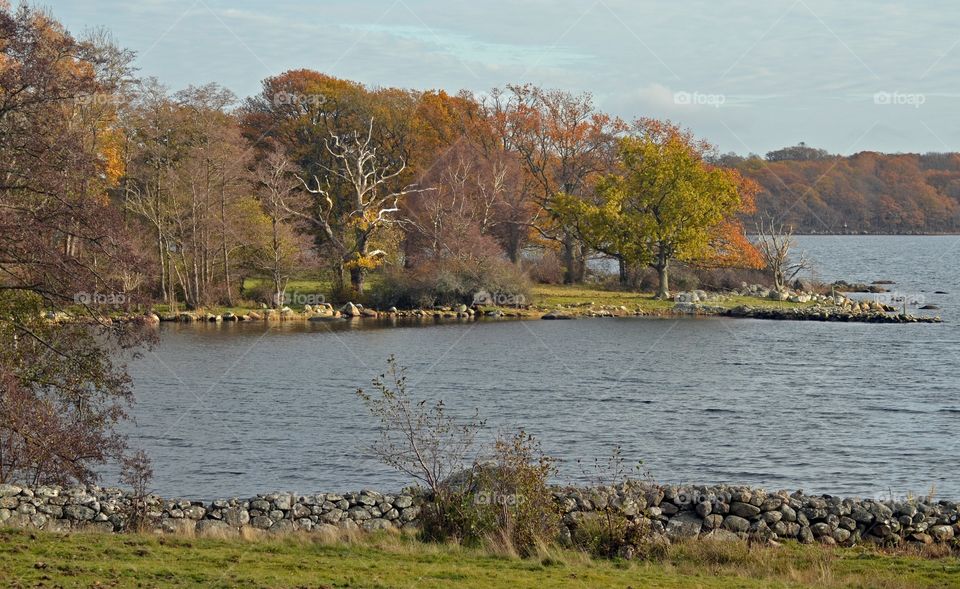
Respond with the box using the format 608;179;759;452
530;283;819;314
1;528;957;588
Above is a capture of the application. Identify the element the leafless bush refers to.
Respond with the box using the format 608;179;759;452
119;449;154;532
356;356;484;503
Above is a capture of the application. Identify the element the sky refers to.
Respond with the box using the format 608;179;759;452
48;0;960;155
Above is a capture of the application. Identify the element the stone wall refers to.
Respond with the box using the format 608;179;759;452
1;482;957;547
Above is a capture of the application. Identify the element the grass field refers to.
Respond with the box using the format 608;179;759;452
1;528;958;589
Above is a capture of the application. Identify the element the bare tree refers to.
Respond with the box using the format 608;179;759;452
296;119;429;295
755;217;811;291
250;148;303;308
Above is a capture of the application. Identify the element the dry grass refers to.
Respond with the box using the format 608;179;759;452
2;527;958;588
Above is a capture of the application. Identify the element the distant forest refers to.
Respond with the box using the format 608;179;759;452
715;144;960;234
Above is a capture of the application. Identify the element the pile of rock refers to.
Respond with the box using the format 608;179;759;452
0;484;420;537
734;284;833;304
3;482;958;549
725;305;942;323
553;482;959;549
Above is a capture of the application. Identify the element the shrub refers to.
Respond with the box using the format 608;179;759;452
119;449;154;532
356;358;559;556
572;447;651;558
417;432;561;556
372;257;531;309
526;250;564;284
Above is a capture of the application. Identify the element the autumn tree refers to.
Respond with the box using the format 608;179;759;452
123;82;256;309
499;85;624;283
241;71;420;295
558;120;753;298
404;139;517;262
297;120;426;295
0;3;147;484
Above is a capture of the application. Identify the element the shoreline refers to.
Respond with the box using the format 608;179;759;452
62;283;946;327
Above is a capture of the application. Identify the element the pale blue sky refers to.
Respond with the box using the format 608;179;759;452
50;0;960;155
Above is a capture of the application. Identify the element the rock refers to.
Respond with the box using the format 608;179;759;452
722;515;750;533
665;512;703;540
833;528;852;543
542;311;573;320
273;494;293;511
394;495;414;509
399;506;420;522
340;302;361;317
0;484;22;497
660;502;679;516
222;507;250;527
348;507;372;521
730;502;761;519
761;511;782;525
362;518;395;531
695;501;712;518
930;525;955;542
63;505;96;521
5;514;34;529
291;504;311;519
703;514;724;530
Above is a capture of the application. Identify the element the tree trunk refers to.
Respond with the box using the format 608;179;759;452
349;267;365;295
351;230;368;295
574;245;587;283
618;256;628;287
654;249;670;299
331;260;346;297
562;233;577;284
221;184;232;306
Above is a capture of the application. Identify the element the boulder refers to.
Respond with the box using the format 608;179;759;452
665;512;703;540
730;502;761;518
722;515;750;533
930;525;955;542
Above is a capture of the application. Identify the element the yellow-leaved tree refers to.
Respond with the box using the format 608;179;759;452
557;119;755;298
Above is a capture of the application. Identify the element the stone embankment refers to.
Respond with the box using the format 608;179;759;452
2;482;957;549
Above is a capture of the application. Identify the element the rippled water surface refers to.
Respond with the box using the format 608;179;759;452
124;236;960;499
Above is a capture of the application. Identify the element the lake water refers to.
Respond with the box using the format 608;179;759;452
123;236;960;500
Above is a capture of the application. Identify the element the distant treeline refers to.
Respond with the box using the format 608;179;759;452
715;143;960;234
